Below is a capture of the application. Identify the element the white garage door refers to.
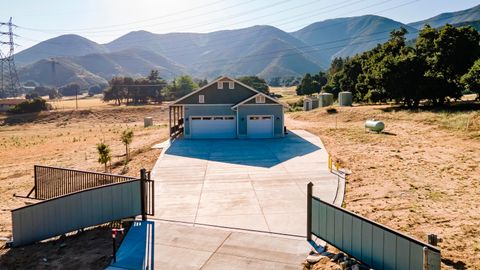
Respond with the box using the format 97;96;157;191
247;115;274;138
190;116;236;139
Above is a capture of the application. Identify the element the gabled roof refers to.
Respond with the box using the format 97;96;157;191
231;93;284;109
171;76;284;106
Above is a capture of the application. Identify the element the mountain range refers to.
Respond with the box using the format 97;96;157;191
15;4;480;88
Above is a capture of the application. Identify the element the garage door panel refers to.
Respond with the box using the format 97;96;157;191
191;116;236;139
247;115;273;138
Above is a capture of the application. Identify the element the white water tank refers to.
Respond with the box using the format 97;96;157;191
338;91;353;106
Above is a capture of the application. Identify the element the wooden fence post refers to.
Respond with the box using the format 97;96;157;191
140;168;147;221
307;182;313;241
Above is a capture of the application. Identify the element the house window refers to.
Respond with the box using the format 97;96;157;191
228;81;234;89
217;82;224;89
255;95;266;104
199;95;205;103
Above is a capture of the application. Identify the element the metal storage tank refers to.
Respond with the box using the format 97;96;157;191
303;98;312;111
311;98;319;109
338;91;353;106
319;93;334;107
365;119;385;132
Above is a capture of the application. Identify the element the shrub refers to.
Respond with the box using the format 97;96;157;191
8;98;50;114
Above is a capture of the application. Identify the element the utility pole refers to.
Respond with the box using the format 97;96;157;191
75;87;78;110
0;17;20;98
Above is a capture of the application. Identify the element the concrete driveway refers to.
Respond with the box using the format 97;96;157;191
151;130;341;236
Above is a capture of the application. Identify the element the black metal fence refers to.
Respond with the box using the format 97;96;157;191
140;168;155;216
33;165;136;200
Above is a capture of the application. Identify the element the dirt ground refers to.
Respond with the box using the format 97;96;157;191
0;225;120;270
0;101;169;268
1;94;479;269
286;103;480;269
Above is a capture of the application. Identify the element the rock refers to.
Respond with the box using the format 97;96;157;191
42;257;48;262
330;252;345;262
307;254;325;264
306;255;320;264
351;265;360;270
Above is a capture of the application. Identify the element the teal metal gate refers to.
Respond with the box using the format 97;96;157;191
307;182;441;270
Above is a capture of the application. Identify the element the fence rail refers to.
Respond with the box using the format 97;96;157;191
307;182;441;270
34;165;135;199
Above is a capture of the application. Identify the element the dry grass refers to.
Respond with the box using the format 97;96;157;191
0;102;169;268
269;86;302;104
0;104;169;239
286;103;480;269
47;95;113;110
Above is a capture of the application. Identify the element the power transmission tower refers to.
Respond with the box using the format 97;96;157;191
0;17;20;98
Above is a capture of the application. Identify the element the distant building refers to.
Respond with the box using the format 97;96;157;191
0;99;24;112
170;76;286;139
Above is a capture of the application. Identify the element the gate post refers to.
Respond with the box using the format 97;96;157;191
140;168;147;221
307;182;313;241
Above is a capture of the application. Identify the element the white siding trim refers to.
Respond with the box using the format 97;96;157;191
180;104;234;106
172;76;287;107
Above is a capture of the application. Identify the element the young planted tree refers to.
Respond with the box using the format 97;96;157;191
97;142;111;172
121;129;134;164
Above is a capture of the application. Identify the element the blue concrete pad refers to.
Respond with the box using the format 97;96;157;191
106;221;155;270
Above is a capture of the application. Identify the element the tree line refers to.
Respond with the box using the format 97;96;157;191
296;24;480;108
102;71;270;105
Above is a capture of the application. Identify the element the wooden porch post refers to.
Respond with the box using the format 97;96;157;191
168;106;172;137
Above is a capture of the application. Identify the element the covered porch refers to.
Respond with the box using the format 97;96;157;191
169;105;184;138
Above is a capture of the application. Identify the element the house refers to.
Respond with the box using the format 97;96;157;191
169;76;285;139
0;99;24;112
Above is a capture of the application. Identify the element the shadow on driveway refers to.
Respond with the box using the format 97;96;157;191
164;131;321;168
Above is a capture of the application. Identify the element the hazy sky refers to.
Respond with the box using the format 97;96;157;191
2;0;479;52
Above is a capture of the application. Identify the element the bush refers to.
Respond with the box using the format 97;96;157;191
325;106;337;114
287;97;304;111
59;83;81;96
88;84;104;96
25;92;40;100
8;98;50;114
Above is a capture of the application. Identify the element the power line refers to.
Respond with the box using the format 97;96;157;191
14;0;375;52
12;0;470;83
16;0;417;62
0;17;21;97
12;0;422;82
17;0;260;34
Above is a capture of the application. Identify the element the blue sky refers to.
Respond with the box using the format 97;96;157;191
1;0;479;52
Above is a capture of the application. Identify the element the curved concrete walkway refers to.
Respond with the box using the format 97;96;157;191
151;130;342;236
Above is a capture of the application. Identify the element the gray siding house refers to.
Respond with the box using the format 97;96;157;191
169;76;285;139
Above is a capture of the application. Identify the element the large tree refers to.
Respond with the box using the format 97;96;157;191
59;83;81;97
236;76;269;94
424;24;480;104
296;72;327;96
461;58;480;97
